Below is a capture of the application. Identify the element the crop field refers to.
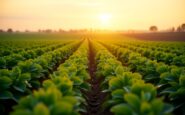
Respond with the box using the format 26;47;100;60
0;33;185;115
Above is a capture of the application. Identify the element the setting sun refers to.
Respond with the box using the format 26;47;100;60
99;13;112;27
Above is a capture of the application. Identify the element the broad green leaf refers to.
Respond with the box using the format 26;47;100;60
160;87;177;94
11;110;32;115
140;101;151;114
109;77;122;90
151;99;164;115
19;73;31;81
62;96;78;105
33;103;49;115
0;91;13;99
160;72;175;81
124;93;140;111
115;66;124;76
80;82;91;91
179;74;185;87
51;102;73;115
111;104;132;115
141;92;152;101
0;76;12;89
111;89;125;99
42;80;55;89
131;83;156;99
13;83;26;92
162;104;174;114
71;76;83;85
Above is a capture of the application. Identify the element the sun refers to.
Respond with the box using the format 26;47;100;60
99;13;112;26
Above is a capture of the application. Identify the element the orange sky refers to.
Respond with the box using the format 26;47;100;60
0;0;185;31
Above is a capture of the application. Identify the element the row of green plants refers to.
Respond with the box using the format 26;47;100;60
0;41;82;114
0;42;71;69
120;41;185;56
92;41;173;115
11;40;90;115
102;42;185;114
0;41;58;57
116;42;185;66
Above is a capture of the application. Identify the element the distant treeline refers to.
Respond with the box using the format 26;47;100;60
0;23;185;34
0;28;101;33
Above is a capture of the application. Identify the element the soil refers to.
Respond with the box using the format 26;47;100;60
83;39;112;115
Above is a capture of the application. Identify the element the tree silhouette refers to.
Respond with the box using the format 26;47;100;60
177;26;181;32
149;26;158;32
7;28;13;33
181;23;185;31
171;27;175;32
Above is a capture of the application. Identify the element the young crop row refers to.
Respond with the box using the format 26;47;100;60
119;41;185;56
0;41;71;69
101;42;185;114
116;42;185;66
0;40;82;114
91;40;173;115
0;41;60;57
11;39;90;115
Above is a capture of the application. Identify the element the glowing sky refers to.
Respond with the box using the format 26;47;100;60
0;0;185;31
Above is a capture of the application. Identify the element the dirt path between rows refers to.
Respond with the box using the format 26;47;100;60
84;39;110;115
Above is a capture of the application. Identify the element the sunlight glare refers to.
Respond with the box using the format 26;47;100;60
99;13;112;26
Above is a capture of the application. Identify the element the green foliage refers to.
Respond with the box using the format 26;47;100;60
108;72;142;91
43;77;73;95
110;83;173;115
1;36;184;115
0;40;83;114
27;41;90;115
11;88;80;115
96;41;175;115
17;60;43;79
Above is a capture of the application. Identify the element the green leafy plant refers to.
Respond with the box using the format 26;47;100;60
11;88;80;115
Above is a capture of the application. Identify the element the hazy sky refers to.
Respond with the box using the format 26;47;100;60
0;0;185;31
